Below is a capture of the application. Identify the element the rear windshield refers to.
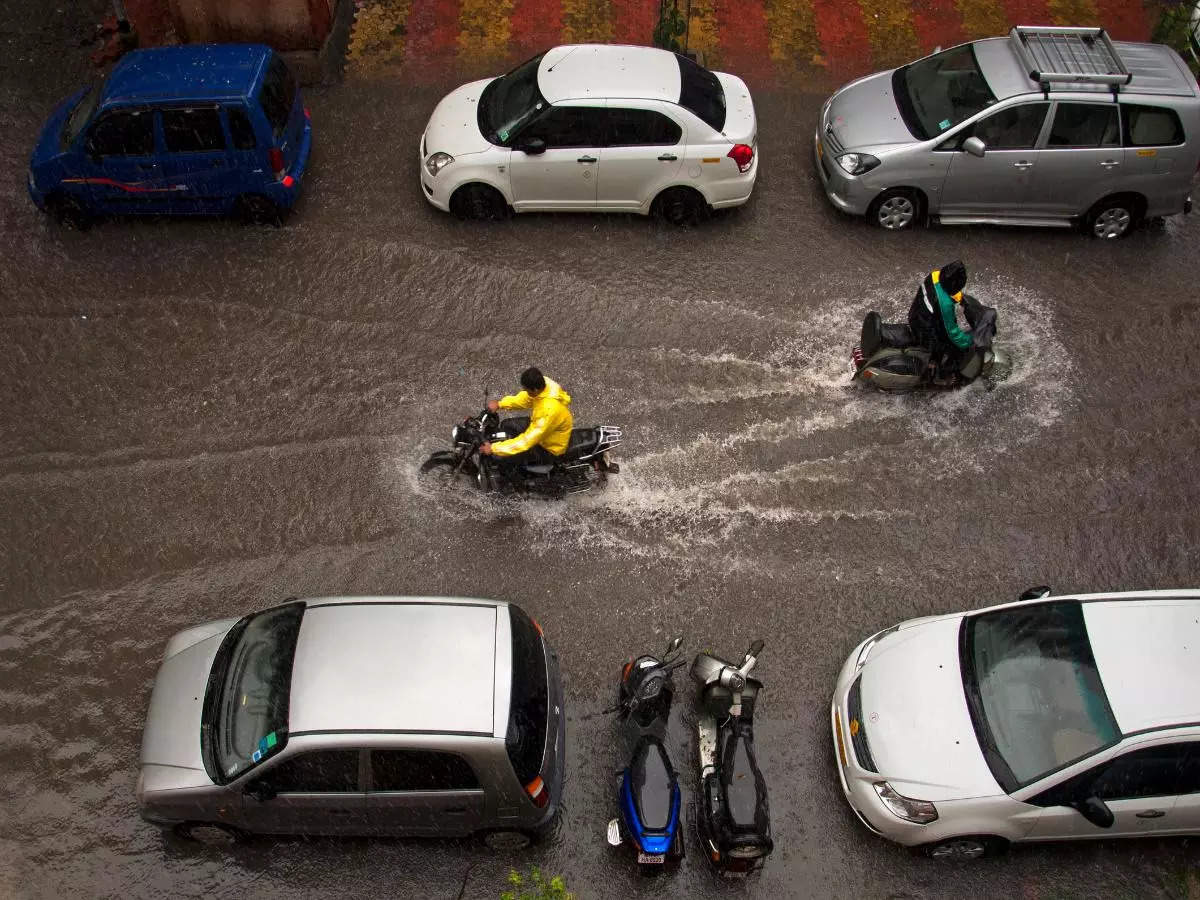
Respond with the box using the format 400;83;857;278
677;54;726;132
893;44;996;141
258;55;296;139
505;604;548;786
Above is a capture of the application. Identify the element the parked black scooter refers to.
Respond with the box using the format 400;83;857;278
690;639;773;873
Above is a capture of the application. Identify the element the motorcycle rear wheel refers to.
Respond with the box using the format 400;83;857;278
418;456;478;490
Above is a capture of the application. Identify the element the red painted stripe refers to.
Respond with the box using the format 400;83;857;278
910;0;964;55
63;177;176;193
1000;0;1051;28
811;0;871;82
510;0;564;58
1094;0;1150;41
610;0;656;45
712;0;773;85
405;0;462;62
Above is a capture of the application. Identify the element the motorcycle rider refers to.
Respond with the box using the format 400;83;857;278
908;259;973;380
479;367;573;476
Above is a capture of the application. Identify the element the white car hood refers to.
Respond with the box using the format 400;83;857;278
858;618;1003;802
423;78;497;158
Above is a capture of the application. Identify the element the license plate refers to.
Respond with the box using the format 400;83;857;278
637;852;665;864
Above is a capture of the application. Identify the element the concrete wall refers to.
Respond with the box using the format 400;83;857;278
167;0;333;51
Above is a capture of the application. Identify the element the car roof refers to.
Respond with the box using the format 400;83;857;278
288;597;506;737
102;44;272;105
1082;595;1200;734
538;44;681;105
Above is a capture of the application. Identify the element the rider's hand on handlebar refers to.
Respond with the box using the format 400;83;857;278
480;442;493;455
487;400;499;413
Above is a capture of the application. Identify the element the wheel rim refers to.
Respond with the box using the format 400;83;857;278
188;825;237;846
1093;207;1130;238
661;192;694;225
877;196;915;229
930;839;986;860
485;831;530;851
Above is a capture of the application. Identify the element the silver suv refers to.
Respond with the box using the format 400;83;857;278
816;26;1200;237
137;596;564;848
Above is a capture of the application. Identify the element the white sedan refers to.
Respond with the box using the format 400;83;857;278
418;44;757;224
832;588;1200;860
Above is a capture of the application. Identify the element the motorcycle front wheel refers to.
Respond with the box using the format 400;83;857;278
418;455;479;490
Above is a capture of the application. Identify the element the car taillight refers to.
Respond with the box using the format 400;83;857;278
268;147;284;177
728;143;754;173
304;107;311;120
524;775;549;808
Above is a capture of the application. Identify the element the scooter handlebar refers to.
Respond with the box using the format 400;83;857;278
749;639;765;657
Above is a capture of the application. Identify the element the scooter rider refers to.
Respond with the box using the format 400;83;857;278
908;259;972;379
479;367;573;475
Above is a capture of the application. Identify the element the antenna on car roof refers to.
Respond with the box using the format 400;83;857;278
547;46;581;72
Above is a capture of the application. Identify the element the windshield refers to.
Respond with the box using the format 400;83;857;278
202;601;304;784
961;601;1120;793
892;44;996;141
61;80;103;150
478;53;547;144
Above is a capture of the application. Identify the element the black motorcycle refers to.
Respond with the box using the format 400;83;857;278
419;406;622;497
689;639;773;874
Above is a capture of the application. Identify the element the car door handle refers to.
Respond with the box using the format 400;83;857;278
1012;161;1034;169
657;154;678;161
1100;160;1120;169
1136;810;1166;818
135;163;158;170
577;155;597;164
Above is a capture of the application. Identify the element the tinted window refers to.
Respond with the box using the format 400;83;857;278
506;605;548;786
1091;744;1194;800
227;106;258;150
251;749;359;793
162;107;226;153
259;55;297;139
964;103;1049;150
1122;104;1185;147
1048;103;1119;148
370;750;480;791
677;54;726;131
520;106;602;148
606;108;681;146
87;110;155;156
479;52;547;143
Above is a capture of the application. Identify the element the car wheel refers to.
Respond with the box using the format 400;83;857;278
653;187;707;226
175;822;245;846
921;835;1006;861
481;828;535;851
868;189;922;230
46;192;92;231
1085;196;1139;239
236;193;284;226
449;184;509;221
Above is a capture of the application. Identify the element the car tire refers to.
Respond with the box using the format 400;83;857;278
652;187;708;226
46;192;92;231
175;821;245;846
920;835;1007;861
449;184;509;221
1084;195;1140;239
480;828;536;851
868;188;922;230
236;193;284;226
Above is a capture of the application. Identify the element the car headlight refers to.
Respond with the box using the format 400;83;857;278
874;782;937;824
425;152;454;177
855;625;900;669
836;153;881;176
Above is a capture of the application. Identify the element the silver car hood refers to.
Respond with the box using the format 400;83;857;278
825;70;915;152
140;629;230;773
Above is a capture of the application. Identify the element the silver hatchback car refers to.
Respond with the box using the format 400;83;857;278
816;26;1200;237
138;596;564;848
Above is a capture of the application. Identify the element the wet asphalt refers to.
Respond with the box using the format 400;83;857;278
2;6;1200;899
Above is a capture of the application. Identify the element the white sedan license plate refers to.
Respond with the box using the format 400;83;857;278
637;852;665;864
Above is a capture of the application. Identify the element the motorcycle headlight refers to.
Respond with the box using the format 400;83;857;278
873;782;938;824
836;153;881;176
425;152;454;177
451;425;460;443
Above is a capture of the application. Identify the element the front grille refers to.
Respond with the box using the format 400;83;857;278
847;675;877;772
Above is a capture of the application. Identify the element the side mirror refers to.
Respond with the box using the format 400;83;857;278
518;137;546;156
963;136;986;158
246;782;276;802
1019;585;1052;602
749;639;765;656
1071;796;1114;829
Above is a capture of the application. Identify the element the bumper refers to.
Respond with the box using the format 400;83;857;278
707;151;759;210
264;118;312;210
535;642;567;830
813;127;874;216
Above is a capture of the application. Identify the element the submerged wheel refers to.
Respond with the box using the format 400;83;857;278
449;184;509;221
653;187;707;226
418;456;478;490
175;822;244;846
868;188;921;230
46;192;92;231
481;828;534;851
1085;196;1139;239
921;835;1006;861
236;193;283;226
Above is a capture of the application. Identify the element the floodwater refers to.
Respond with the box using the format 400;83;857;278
3;10;1200;900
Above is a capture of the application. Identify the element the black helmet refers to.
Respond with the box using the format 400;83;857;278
939;260;967;297
519;366;546;393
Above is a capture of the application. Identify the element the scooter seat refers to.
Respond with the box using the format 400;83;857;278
722;727;769;832
631;738;675;832
880;322;915;348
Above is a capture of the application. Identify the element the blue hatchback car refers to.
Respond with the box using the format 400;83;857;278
29;44;312;227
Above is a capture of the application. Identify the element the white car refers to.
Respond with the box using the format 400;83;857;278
418;44;757;224
832;588;1200;860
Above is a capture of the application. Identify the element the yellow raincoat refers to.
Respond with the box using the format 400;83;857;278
491;377;573;456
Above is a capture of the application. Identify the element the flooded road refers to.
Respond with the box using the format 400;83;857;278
4;16;1200;900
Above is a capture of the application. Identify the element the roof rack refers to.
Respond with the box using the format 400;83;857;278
1009;26;1132;92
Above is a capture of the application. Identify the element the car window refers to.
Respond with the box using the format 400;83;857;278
961;103;1049;150
226;106;258;150
1089;744;1195;800
1048;103;1119;149
893;44;997;141
606;108;681;147
520;106;602;148
258;54;297;139
505;604;548;787
86;109;155;156
1122;104;1185;147
250;749;359;793
162;107;226;153
370;749;480;791
676;54;726;131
